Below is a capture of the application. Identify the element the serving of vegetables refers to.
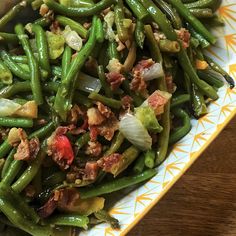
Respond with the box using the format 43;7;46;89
0;0;234;235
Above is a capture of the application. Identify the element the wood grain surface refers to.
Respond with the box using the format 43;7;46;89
129;116;236;236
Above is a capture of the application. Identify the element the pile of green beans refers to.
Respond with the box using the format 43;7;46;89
0;0;233;234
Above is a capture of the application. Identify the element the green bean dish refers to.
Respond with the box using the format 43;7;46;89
0;0;234;235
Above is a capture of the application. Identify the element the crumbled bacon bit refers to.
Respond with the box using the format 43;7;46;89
67;105;85;124
84;162;99;180
176;28;190;49
165;74;176;94
90;126;99;142
106;72;125;91
87;107;105;126
121;95;133;111
130;75;147;92
96;102;112;118
85;141;102;157
50;20;61;34
97;153;122;173
38;195;57;218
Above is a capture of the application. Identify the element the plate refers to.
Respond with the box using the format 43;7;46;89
82;0;236;235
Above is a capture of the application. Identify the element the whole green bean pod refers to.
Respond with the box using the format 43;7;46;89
204;55;235;88
104;132;124;156
170;94;191;109
114;0;130;43
0;1;27;30
79;169;156;199
154;0;182;29
75;132;90;150
144;150;156;169
125;0;149;20
0;33;18;44
10;55;28;64
169;0;216;44
169;108;191;144
0;50;30;80
133;154;145;174
88;92;122;109
197;69;224;88
159;39;180;53
53;16;98;121
34;17;52;28
62;46;72;79
135;20;145;49
32;24;51;75
189;8;213;18
97;65;113;98
12;145;46;193
73;93;93;107
43;0;115;17
1;148;16;179
108;41;120;61
0;117;33;128
96;18;105;43
184;0;216;9
47;214;89;229
55;15;88;38
15;24;43;105
0;140;12;159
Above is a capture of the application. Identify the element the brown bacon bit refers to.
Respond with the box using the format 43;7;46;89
84;162;99;180
106;72;125;91
90;126;99;142
67;105;85;124
97;153;122;173
176;28;190;49
87;108;105;126
165;74;176;94
38;195;57;218
121;95;133;111
85;141;102;157
50;20;61;34
96;102;112;118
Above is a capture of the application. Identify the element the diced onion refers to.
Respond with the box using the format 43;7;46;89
142;63;164;81
0;98;21;117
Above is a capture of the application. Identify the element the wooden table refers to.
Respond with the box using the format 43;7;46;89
129;116;236;236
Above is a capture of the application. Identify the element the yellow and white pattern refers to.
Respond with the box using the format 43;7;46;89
82;1;236;235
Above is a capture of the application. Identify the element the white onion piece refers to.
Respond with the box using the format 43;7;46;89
77;72;101;93
119;113;152;151
0;98;21;117
142;63;164;81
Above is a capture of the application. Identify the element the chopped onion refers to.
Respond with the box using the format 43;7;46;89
14;101;38;119
104;11;116;41
119;113;152;151
0;98;21;117
76;72;101;93
142;63;164;81
106;58;123;73
63;25;83;51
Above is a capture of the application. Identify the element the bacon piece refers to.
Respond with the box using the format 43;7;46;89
85;141;102;157
106;72;125;91
96;102;112;118
97;153;122;173
176;28;190;49
50;20;60;34
84;162;99;180
38;195;57;218
121;95;133;110
87;108;105;126
165;74;176;94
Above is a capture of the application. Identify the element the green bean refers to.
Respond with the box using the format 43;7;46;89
184;0;216;9
159;39;180;53
0;33;18;44
43;172;66;187
0;140;12;159
0;118;33;128
32;168;42;195
1;149;17;180
47;214;89;229
135;20;145;49
191;83;207;117
0;183;40;224
0;59;13;85
96;18;105;43
133;154;145;174
55;15;88;38
169;0;216;44
144;25;162;63
73;93;93;107
104;132;124;156
34;17;52;28
114;0;130;43
31;0;43;10
190;37;200;48
88;92;122;109
62;46;72;79
169;108;191;144
189;8;213;18
108;41;120;61
0;188;51;236
15;24;43;105
111;146;140;177
154;0;182;29
187;24;210;48
53;16;98;121
52;65;62;78
197;70;224;88
97;65;113;98
75;132;90;150
29;121;56;139
80;169;156;199
0;1;27;30
12;145;46;193
144;150;155;169
43;0;115;17
32;24;51;75
170;94;191;109
201;14;225;27
0;50;30;80
94;210;120;229
10;55;28;64
125;0;149;20
204;55;235;89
